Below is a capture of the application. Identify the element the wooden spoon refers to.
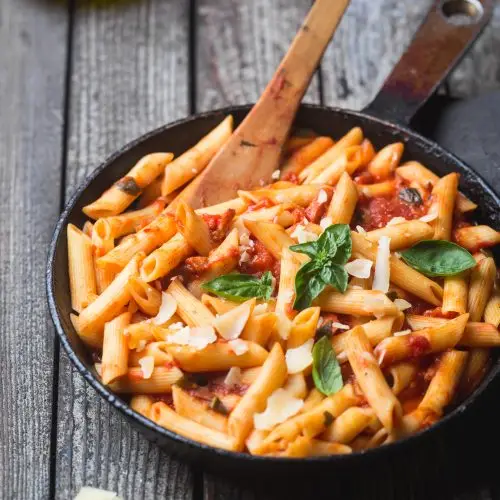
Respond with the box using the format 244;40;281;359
176;0;350;209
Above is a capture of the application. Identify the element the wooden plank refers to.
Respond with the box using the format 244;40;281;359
448;2;500;97
54;1;193;498
0;1;67;498
321;0;432;110
196;0;320;112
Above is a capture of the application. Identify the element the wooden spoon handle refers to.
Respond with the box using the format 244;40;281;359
178;0;350;209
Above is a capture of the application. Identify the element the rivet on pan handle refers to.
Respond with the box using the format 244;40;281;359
363;0;493;125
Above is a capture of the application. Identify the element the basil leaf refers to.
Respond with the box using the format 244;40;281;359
289;240;319;260
293;261;325;311
401;240;476;277
320;263;348;293
318;224;351;265
399;187;423;205
312;336;343;396
201;271;273;301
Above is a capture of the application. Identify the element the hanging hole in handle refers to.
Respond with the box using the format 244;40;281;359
440;0;484;25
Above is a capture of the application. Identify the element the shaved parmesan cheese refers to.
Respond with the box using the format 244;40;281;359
291;224;318;244
373;236;391;293
151;292;177;325
331;321;350;330
377;350;386;366
356;225;367;234
317;189;328;204
167;325;217;350
344;258;372;279
394;329;412;337
319;216;333;231
213;300;253;340
74;487;122;500
239;231;250;247
139;356;155;379
285;339;314;374
94;363;102;377
239;250;251;265
394;298;412;311
228;339;249;355
271;169;281;180
136;340;147;352
224;367;242;387
419;212;437;223
253;388;304;430
253;303;268;315
169;321;185;331
386;217;407;227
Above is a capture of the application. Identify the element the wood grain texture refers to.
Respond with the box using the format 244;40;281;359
0;0;67;498
448;1;500;97
55;1;193;498
196;0;320;112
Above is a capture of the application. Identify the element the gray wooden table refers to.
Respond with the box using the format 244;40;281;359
1;0;499;498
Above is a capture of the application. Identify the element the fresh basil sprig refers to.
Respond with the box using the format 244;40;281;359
400;240;476;277
201;271;273;302
291;224;352;310
312;336;343;396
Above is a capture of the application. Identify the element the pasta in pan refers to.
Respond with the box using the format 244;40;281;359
67;117;500;456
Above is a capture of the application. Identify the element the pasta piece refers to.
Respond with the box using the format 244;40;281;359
283;373;308;399
128;341;174;366
175;200;214;256
246;429;270;455
455;225;500;252
345;326;402;431
281;136;335;176
326;171;358;224
351;231;443;305
101;312;131;384
130;395;154;418
84;153;173;218
484;290;500;327
161;116;233;195
442;271;469;315
127;276;162;316
430;173;459;241
396;161;476;213
365;221;433;251
284;133;317;155
374;313;469;367
460;348;490;397
239;185;324;207
401;350;467;435
309;440;352;456
82;221;94;238
201;294;238;315
91;222;116;294
301;389;325;413
241;312;277;346
358;180;395;198
150;402;238;451
387;361;418;395
172;386;228;433
366;142;404;180
167;341;268;372
200;228;240;282
268;436;313;458
287;307;320;349
322;407;378;444
67;224;97;313
255;384;361;454
93;197;167;240
299;127;363;182
167;279;215;326
140;233;193;282
315;288;399;317
78;253;145;346
110;365;183;393
468;257;496;322
244;220;296;260
228;344;287;450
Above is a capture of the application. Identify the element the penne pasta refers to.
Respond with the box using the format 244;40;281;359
484;290;500;327
322;407;378;444
366;142;404;180
468;257;496;321
455;225;500;252
127;276;162;316
244;220;296;260
101;312;131;384
326;171;358;224
130;395;154;418
84;153;173;218
167;279;215;326
281;136;335;177
442;271;469;315
431;173;459;241
365;221;433;251
110;366;183;394
176;200;214;256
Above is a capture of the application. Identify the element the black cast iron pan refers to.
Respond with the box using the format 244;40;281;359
47;0;499;482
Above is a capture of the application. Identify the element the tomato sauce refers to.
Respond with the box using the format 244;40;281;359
280;172;300;184
247;198;274;212
408;335;432;357
423;307;459;319
239;239;280;280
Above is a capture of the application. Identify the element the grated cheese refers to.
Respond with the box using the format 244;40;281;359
213;300;253;340
331;321;350;330
253;388;304;430
224;367;242;387
373;236;391;293
138;356;155;379
394;298;412;311
285;339;314;374
167;325;217;350
393;329;412;337
228;339;249;356
74;487;122;500
239;250;251;265
386;217;407;227
419;212;438;223
94;363;102;377
290;224;319;244
271;169;281;180
319;216;333;231
151;292;177;325
317;189;328;204
344;258;373;279
356;225;367;234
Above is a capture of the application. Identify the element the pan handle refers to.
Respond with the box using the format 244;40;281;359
363;0;493;125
